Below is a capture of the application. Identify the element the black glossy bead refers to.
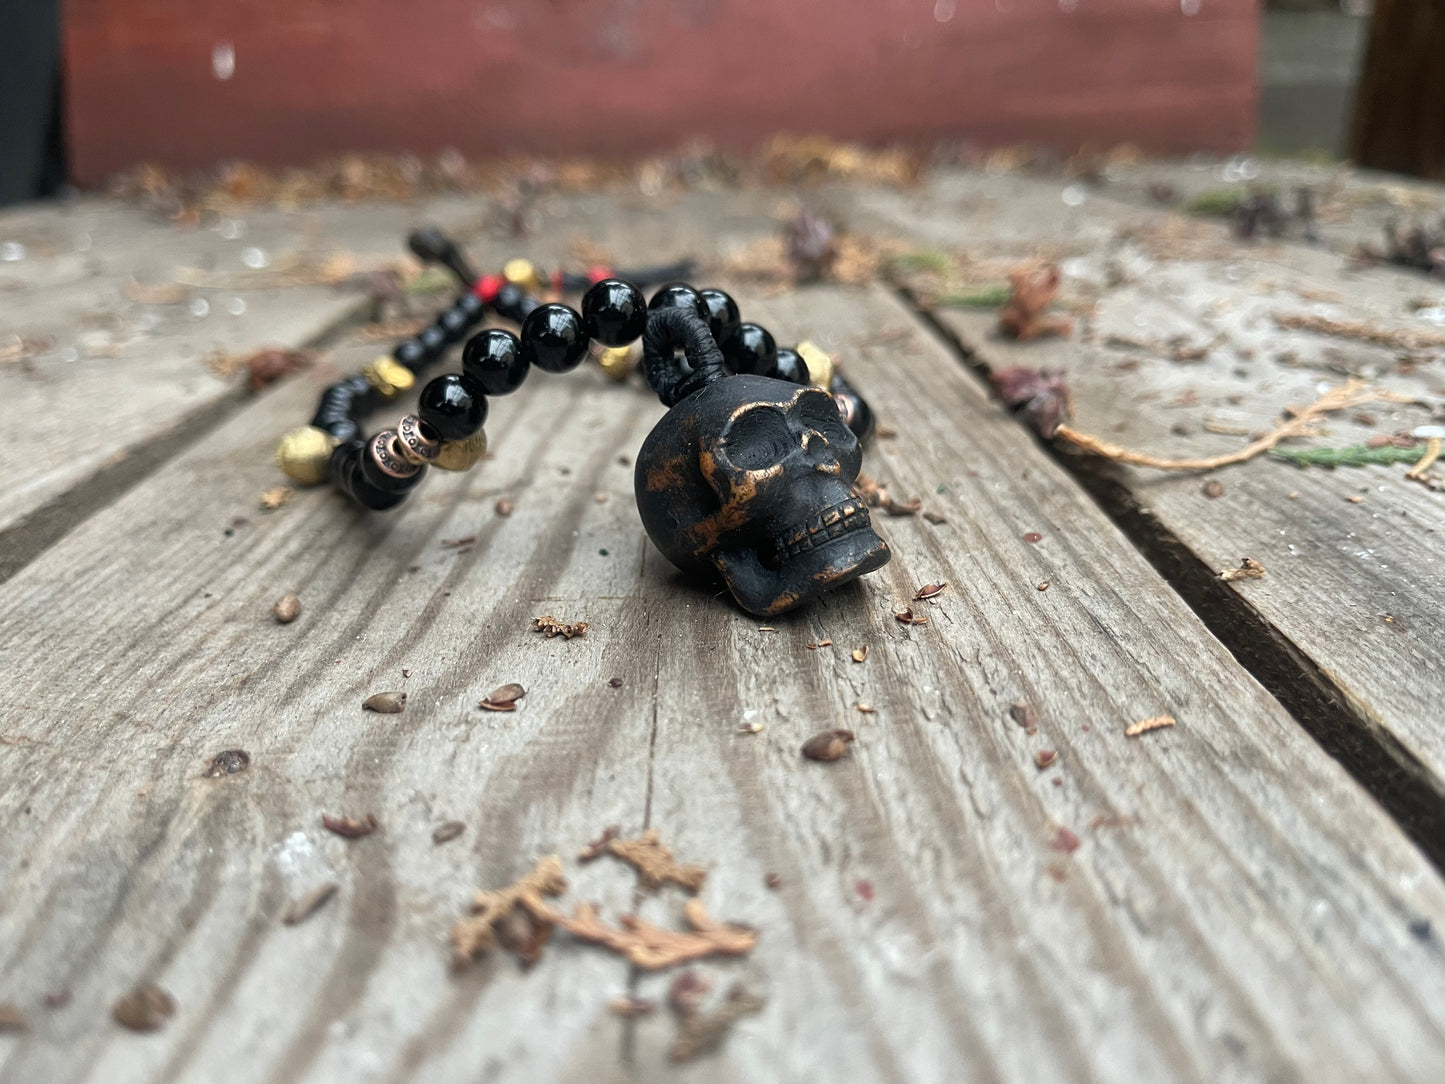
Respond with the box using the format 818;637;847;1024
456;291;486;323
418;373;488;440
725;322;777;376
648;283;710;322
439;303;472;344
493;282;528;323
394;337;426;370
419;323;449;360
462;328;529;396
698;288;740;348
773;347;808;385
330;441;406;510
581;278;647;346
520;303;588;374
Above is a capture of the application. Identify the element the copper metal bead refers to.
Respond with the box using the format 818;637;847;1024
369;429;422;478
433;427;489;472
275;425;339;485
396;413;440;465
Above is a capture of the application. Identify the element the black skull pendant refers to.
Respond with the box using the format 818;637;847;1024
633;306;890;616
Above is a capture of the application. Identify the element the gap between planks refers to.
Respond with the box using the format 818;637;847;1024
894;282;1445;874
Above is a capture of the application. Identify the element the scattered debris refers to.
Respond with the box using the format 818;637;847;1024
1010;702;1040;734
923;510;949;525
534;615;589;639
560;899;758;971
999;262;1073;341
1219;557;1266;582
1407;437;1443;481
578;826;622;861
992;367;1074;438
758;625;777;633
1202;480;1225;499
203;749;251;777
805;640;834;650
243;348;314;392
609;995;656;1018
913;582;947;600
764;873;782;890
1037;581;1050;592
1024;532;1044;544
739;721;764;734
440;535;476;548
801;730;855;762
1373;215;1445;278
495;498;515;516
272;593;301;623
479;683;526;712
608;677;624;688
43;990;70;1011
1125;715;1177;738
112;983;176;1032
259;485;293;511
785;210;838;282
433;821;466;845
581;828;708;894
452;856;569;967
856;702;876;714
362;691;407;714
0;1005;28;1033
1272;311;1445;352
1035;749;1058;770
1049;827;1082;854
851;646;868;663
321;813;378;839
1272;442;1424;468
1055;378;1381;472
894;608;929;626
282;882;339;925
670;977;766;1063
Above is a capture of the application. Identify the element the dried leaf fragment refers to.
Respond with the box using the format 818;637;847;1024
913;582;947;600
550;898;757;970
1049;826;1082;854
1126;715;1176;738
272;593;301;623
479;683;526;711
1219;557;1266;582
856;702;876;714
806;640;833;649
451;855;568;967
802;729;855;761
112;983;176;1032
322;813;378;839
894;608;929;626
851;645;868;663
363;691;407;713
670;980;766;1063
1035;749;1058;769
534;615;588;639
433;820;466;844
283;882;338;925
585;828;707;893
203;749;251;777
258;485;293;511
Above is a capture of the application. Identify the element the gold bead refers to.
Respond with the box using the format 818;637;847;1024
274;426;338;485
433;427;489;472
503;258;545;294
596;344;635;382
797;340;834;390
362;355;415;399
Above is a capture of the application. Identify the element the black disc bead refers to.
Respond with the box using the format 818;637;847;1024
773;347;809;384
418;372;488;441
456;291;486;323
462;328;528;396
519;303;588;373
581;278;647;346
698;288;740;348
360;448;427;495
648;283;710;322
725;322;777;376
329;441;407;511
394;337;426;370
418;323;449;360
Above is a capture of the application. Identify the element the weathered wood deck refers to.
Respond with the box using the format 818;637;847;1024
3;161;1445;1083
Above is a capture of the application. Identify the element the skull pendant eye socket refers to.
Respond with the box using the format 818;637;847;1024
721;406;792;472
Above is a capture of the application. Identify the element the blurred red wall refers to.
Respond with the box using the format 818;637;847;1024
64;0;1258;184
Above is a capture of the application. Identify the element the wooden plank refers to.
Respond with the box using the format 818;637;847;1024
3;276;1445;1080
879;169;1445;840
63;0;1256;185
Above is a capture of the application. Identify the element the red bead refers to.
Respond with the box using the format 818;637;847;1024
473;274;504;304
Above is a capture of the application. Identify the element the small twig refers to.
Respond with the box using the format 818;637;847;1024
1407;437;1442;481
1053;379;1376;472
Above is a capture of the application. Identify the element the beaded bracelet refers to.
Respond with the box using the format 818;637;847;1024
274;231;888;613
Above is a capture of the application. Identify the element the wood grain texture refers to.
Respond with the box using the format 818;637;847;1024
63;0;1256;184
882;169;1445;819
3;278;1445;1082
